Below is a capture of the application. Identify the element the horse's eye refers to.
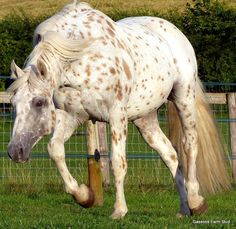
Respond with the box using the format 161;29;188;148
35;100;43;107
32;97;46;108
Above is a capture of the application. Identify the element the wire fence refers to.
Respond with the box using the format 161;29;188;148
0;80;235;190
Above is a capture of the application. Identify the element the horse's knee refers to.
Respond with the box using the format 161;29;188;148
47;139;65;160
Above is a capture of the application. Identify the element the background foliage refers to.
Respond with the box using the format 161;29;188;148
0;0;235;90
181;0;236;83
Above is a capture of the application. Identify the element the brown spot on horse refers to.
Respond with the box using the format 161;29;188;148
122;59;132;80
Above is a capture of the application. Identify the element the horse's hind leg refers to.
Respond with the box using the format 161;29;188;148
134;111;191;217
172;82;207;214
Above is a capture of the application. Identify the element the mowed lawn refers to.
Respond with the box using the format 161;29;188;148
0;0;235;19
0;185;235;228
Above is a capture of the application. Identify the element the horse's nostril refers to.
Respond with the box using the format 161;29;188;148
19;147;23;156
8;142;29;163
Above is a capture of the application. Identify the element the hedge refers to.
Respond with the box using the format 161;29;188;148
181;0;236;83
0;0;235;90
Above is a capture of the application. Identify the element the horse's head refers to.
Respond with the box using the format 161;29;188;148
8;60;56;163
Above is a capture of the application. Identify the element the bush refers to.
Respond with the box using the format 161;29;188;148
0;11;47;90
181;0;236;82
0;11;46;75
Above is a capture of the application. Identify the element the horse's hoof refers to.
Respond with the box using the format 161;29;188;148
111;209;128;220
191;200;208;215
176;212;191;218
72;185;95;208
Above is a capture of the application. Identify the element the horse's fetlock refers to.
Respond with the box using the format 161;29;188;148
64;181;79;194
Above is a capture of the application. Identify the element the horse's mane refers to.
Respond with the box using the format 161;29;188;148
35;31;95;62
8;31;95;94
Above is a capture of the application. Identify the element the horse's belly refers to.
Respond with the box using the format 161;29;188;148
127;79;173;120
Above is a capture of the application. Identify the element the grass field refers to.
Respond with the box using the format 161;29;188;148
0;0;235;19
0;185;235;228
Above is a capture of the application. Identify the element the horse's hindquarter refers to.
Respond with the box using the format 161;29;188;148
116;17;196;120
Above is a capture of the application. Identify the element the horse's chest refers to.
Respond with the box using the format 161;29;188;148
80;89;110;122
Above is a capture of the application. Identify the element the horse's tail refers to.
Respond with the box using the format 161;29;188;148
168;78;231;194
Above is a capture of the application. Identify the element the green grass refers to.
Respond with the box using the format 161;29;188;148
0;0;235;20
0;185;235;228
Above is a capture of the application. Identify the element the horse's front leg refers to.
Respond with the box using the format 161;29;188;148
47;109;94;208
109;106;128;219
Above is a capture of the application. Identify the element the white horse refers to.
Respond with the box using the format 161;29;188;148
8;1;230;219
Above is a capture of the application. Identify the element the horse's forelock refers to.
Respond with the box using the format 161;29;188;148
7;65;50;96
28;70;51;93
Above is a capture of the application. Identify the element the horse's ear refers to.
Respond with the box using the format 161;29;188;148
37;59;47;78
11;60;24;79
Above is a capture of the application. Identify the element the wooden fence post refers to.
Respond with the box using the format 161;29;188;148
86;120;103;206
228;93;236;182
97;122;110;187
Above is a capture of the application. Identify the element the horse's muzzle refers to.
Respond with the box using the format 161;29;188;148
8;141;30;163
